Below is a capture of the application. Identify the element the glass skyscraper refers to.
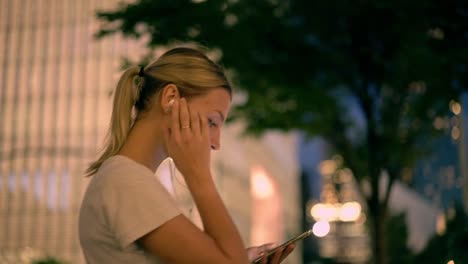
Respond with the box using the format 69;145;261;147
0;0;144;262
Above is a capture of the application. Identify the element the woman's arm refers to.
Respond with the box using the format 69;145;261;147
138;98;248;264
139;178;248;263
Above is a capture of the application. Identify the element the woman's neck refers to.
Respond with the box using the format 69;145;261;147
118;116;167;173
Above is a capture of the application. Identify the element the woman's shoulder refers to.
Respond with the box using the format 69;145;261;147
103;155;152;174
91;155;157;189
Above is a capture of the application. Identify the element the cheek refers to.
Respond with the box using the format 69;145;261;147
209;127;218;137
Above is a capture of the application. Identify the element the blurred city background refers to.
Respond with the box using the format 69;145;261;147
1;0;467;263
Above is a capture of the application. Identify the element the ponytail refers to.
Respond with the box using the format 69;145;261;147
85;66;140;176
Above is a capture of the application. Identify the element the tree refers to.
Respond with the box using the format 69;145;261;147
414;203;468;264
386;212;413;264
95;0;468;263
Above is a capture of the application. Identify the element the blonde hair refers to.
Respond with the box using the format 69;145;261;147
85;47;231;176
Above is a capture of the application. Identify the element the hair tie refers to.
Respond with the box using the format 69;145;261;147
138;67;145;77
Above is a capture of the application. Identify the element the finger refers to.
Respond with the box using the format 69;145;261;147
191;110;200;136
179;98;191;133
263;243;277;251
246;247;257;262
199;112;208;137
268;247;283;264
279;244;295;262
171;99;180;139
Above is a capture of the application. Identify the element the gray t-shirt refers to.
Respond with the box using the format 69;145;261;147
79;155;181;264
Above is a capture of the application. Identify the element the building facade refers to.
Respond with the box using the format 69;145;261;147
0;0;302;263
460;93;468;211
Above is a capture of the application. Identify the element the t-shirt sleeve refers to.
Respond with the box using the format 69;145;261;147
100;166;181;250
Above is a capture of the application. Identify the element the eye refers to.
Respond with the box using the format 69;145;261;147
208;118;218;128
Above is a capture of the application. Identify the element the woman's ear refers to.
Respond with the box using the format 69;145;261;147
160;84;179;113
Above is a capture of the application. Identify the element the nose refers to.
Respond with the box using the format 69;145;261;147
210;128;221;150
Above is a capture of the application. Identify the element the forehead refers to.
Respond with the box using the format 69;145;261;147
189;88;231;117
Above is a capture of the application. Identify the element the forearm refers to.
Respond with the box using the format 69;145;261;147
187;173;248;263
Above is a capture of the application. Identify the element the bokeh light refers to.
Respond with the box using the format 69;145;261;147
339;202;362;222
310;202;361;222
318;160;337;175
450;100;462;115
251;166;274;199
451;127;460;140
313;220;331;237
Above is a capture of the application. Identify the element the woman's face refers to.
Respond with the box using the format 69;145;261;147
187;88;231;150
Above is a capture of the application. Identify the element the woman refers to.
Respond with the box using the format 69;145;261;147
79;47;295;263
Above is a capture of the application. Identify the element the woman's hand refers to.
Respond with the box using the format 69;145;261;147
163;98;211;182
247;243;296;264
